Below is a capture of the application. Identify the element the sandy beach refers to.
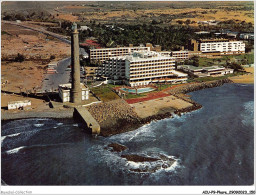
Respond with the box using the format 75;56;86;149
130;95;193;119
229;67;254;84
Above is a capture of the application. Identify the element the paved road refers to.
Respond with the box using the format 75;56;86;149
41;58;71;92
41;57;87;92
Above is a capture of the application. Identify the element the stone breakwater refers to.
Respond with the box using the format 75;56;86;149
87;99;141;136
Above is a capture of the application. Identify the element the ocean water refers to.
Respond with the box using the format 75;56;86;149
1;83;254;185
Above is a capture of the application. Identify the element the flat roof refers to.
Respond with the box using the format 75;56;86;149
203;66;225;70
172;70;188;77
8;100;31;104
59;83;88;90
90;46;150;51
200;39;229;42
181;65;204;71
126;51;174;62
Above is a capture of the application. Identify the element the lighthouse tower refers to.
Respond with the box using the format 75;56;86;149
71;22;81;103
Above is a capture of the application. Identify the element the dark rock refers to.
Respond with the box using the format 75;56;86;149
121;154;160;162
107;143;128;152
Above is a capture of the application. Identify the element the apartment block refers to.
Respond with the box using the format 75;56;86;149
125;51;187;86
96;51;188;86
89;46;150;63
96;56;126;80
171;50;202;60
199;39;245;54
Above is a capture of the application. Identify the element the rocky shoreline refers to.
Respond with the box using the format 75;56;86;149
167;78;233;95
99;79;232;136
104;142;176;173
2;79;233;137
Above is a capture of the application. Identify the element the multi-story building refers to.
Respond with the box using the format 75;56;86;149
188;39;245;55
172;39;246;61
125;51;187;86
199;39;245;54
96;56;126;80
171;50;202;61
89;46;150;63
96;51;188;86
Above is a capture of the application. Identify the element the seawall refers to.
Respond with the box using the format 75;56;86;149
166;79;233;95
2;79;234;136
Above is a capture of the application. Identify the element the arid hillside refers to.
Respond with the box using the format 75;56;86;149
2;1;254;24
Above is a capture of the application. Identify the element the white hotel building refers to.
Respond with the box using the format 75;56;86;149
97;51;188;87
90;46;150;63
97;56;126;80
199;39;245;55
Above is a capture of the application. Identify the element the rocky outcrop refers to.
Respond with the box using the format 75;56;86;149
174;103;202;116
122;153;176;173
106;143;128;152
167;79;233;95
141;112;173;124
121;154;160;162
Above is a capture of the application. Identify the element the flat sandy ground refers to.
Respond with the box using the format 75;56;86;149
1;22;71;111
130;95;193;119
59;4;253;24
1;22;71;93
1;93;49;111
230;67;254;84
1;23;71;59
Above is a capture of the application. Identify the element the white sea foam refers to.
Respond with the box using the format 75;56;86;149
1;133;21;145
73;124;79;127
7;133;21;137
1;136;7;145
165;160;179;172
241;101;254;127
33;124;44;127
109;123;156;143
57;123;63;126
5;146;25;154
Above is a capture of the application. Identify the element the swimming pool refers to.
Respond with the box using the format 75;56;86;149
120;87;155;94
